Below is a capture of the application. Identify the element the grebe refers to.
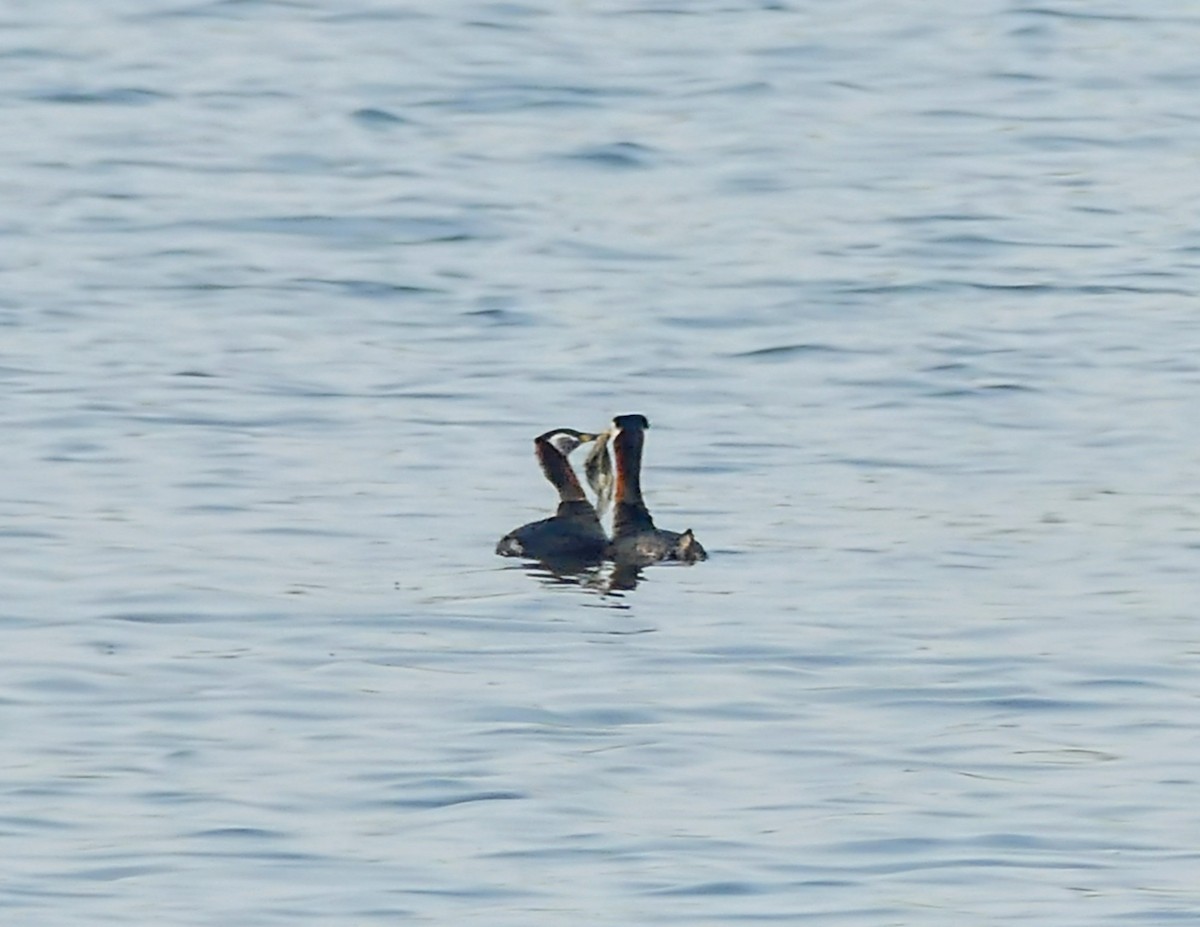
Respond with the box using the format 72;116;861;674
608;414;707;565
583;430;614;516
495;428;608;562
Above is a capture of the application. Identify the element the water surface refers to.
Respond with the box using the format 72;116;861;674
3;1;1200;924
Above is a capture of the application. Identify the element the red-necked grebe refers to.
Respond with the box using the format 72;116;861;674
495;428;608;562
608;414;706;565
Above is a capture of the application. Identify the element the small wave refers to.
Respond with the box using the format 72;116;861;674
731;343;858;360
350;107;412;128
295;278;440;298
384;790;526;810
559;141;659;169
30;87;167;105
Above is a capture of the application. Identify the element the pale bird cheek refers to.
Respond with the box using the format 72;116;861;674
548;435;579;456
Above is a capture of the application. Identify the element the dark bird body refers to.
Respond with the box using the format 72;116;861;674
495;429;607;563
608;414;707;566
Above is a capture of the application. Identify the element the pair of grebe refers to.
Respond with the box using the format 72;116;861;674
495;414;706;566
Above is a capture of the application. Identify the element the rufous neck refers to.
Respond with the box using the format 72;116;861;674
612;426;645;505
536;437;586;502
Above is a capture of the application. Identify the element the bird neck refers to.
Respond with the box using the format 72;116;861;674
536;436;586;502
613;426;646;505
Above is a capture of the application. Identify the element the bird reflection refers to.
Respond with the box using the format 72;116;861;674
516;557;643;596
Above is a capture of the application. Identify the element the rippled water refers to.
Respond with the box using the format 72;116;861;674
4;1;1200;923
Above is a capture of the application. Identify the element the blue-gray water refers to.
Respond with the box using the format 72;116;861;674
4;1;1200;923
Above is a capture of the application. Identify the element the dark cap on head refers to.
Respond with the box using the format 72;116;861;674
612;414;650;431
536;428;596;443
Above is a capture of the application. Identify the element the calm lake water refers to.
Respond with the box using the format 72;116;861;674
4;1;1200;923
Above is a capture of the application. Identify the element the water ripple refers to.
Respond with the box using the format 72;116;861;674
6;2;1200;925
